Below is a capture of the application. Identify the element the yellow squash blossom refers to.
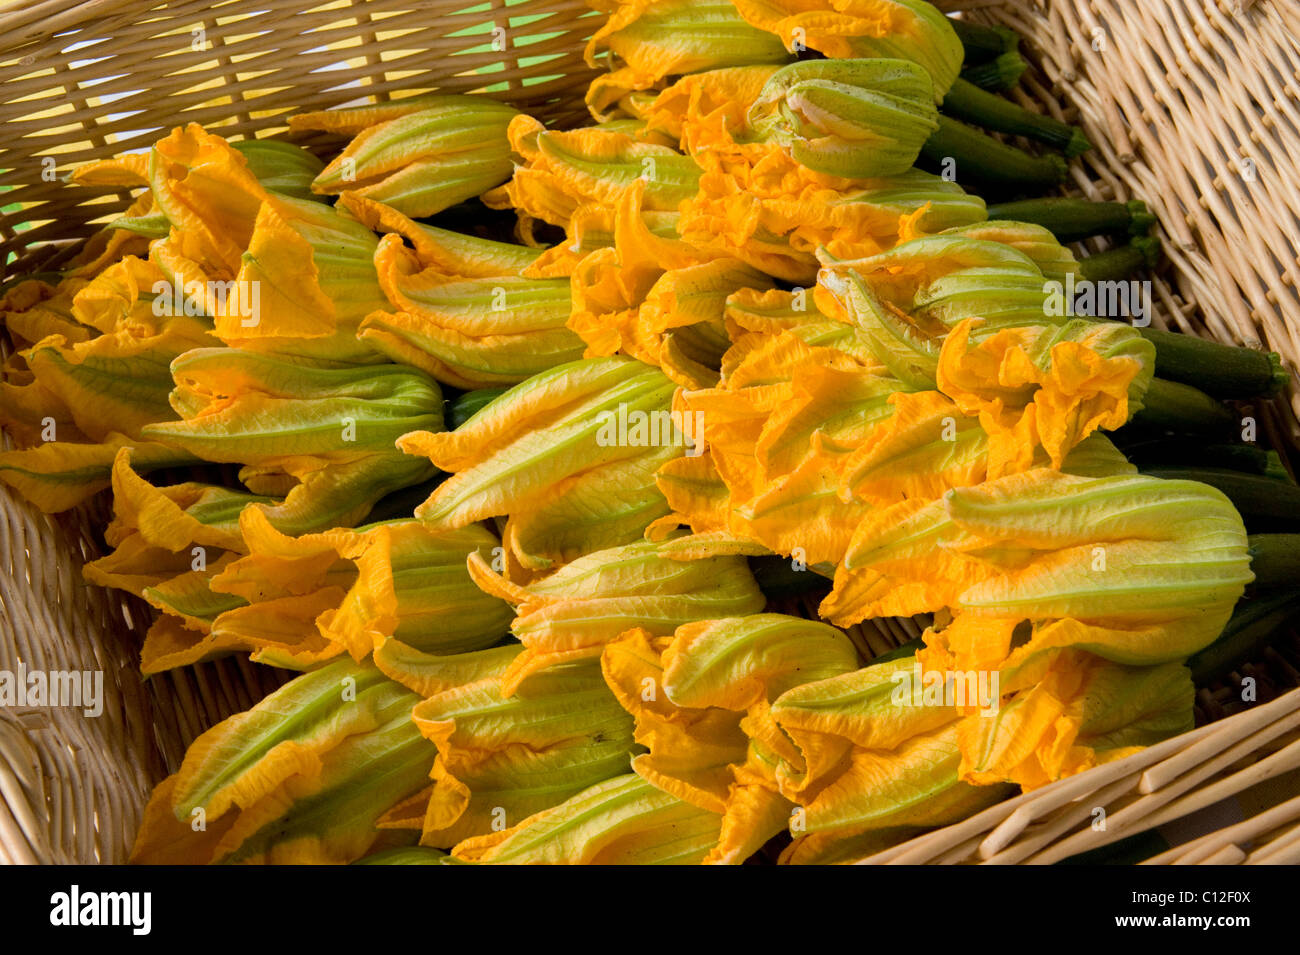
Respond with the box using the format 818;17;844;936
565;181;771;387
742;59;939;180
83;448;255;596
665;328;893;563
603;614;860;863
466;536;765;693
769;654;1014;860
823;470;1254;670
338;192;544;280
636;66;781;143
0;434;198;514
946;645;1195;789
148;346;443;461
484;116;702;236
730;0;964;100
408;654;639;848
212;508;512;661
132;660;433;864
816;227;1079;335
453;773;724;864
681;166;986;284
584;0;792;119
293;94;520;218
399;356;681;569
936;317;1154;472
75;124;391;363
362;233;586;389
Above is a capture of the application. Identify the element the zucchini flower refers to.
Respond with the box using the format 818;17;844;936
290;94;521;218
484;116;701;236
822;470;1254;670
817;227;1079;336
602;614;860;863
453;773;723;864
196;507;513;670
936;317;1154;473
818;252;1154;475
77;460;355;674
362;237;586;389
143;347;440;463
338;192;544;281
466;536;765;693
634;66;781;144
74;124;392;363
131;659;433;864
769;655;1015;862
82;448;254;596
913;629;1197;790
743;59;940;180
150;194;389;363
584;0;793;119
398;356;682;570
229;139;326;203
0;260;219;512
730;0;965;100
0;276;93;353
0;432;197;516
566;180;771;388
408;653;639;848
523;201;682;279
140;348;440;533
681;166;986;284
0;254;214;447
662;328;895;564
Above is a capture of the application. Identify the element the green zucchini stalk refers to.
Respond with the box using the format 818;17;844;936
1117;438;1288;479
446;386;508;430
1140;468;1300;529
921;115;1067;191
1188;590;1300;686
747;555;832;599
1137;327;1288;399
949;18;1020;63
1130;379;1236;435
960;52;1028;92
868;637;923;666
1247;534;1300;591
985;198;1156;243
941;78;1092;156
1077;236;1162;282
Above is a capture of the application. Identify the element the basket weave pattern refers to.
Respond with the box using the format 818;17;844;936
1;0;1298;864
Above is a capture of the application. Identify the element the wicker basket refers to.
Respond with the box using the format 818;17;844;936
1;0;1298;865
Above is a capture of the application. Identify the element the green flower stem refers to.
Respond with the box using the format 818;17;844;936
986;198;1156;242
1137;327;1288;399
960;52;1028;92
1131;379;1236;435
942;78;1092;156
1140;467;1300;529
921;115;1067;191
950;18;1019;64
1188;590;1300;686
1077;237;1162;282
